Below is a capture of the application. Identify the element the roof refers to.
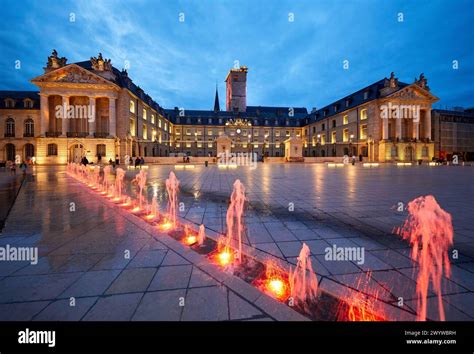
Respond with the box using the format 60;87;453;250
164;108;305;127
308;78;410;123
0;90;40;109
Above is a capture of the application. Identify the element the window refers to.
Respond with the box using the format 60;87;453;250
422;146;429;157
143;124;148;139
24;99;33;109
343;115;348;125
129;100;135;113
208;130;213;136
360;109;368;120
143;109;147;120
208;118;212;124
391;145;398;157
321;123;325;131
332;120;336;128
275;130;280;137
343;129;349;142
47;143;58;156
151;114;155;124
96;144;106;157
364;91;369;100
4;99;15;108
152;128;157;141
158;119;162;128
164;122;168;131
331;131;337;143
24;118;34;136
5;117;15;137
130;119;136;136
186;129;191;136
320;134;326;145
360;124;368;139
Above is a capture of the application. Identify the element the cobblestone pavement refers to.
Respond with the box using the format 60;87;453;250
0;163;473;321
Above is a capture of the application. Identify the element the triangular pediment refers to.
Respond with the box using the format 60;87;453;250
31;64;117;87
387;84;439;102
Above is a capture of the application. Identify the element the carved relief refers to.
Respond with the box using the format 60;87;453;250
414;73;430;91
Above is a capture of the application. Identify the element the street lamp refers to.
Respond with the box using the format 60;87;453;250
194;132;198;157
349;133;354;156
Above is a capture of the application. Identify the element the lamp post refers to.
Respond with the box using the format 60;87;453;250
194;132;198;157
349;133;354;156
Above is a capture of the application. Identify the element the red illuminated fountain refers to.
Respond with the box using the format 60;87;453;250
102;165;111;193
163;171;179;230
255;260;290;302
396;195;454;321
289;243;319;309
114;168;126;201
133;169;147;211
344;271;385;321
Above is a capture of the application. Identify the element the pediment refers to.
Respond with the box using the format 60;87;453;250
387;84;439;102
31;64;116;86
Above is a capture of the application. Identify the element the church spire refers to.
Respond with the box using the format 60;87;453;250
213;83;220;112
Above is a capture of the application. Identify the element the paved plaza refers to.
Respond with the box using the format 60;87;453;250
0;163;473;321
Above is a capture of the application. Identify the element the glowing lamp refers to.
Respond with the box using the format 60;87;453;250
218;251;232;266
185;235;197;245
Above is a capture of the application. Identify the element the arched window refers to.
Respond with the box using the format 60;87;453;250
24;144;35;159
47;143;58;156
5;117;15;137
24;118;34;137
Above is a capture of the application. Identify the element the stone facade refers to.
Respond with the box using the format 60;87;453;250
2;51;466;164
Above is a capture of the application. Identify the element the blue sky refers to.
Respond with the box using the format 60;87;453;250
0;0;473;110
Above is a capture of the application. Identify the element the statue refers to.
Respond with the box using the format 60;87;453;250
45;49;67;71
389;72;398;88
91;53;112;71
414;73;429;90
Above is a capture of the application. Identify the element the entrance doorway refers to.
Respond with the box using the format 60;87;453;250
70;143;84;163
405;146;414;161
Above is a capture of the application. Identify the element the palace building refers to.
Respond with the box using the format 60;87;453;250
1;50;471;164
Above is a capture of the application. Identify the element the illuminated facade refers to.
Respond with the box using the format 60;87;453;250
1;50;463;164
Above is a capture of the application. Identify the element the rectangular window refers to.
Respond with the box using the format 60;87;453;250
129;100;135;113
186;129;191;136
158;120;162;128
360;124;368;139
320;134;326;145
208;130;213;136
143;124;148;140
151;114;155;124
130;119;136;137
322;123;325;130
343;128;349;142
164;122;168;131
143;109;147;120
96;144;106;157
360;109;368;120
343;115;348;125
286;130;290;137
332;120;336;128
47;144;58;156
331;131;337;143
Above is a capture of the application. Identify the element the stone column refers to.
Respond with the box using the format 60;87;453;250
109;97;116;137
89;97;96;137
382;118;389;140
40;94;49;136
425;109;432;140
60;96;69;137
413;120;419;140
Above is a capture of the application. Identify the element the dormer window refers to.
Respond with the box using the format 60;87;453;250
364;91;369;100
345;99;352;107
323;109;328;117
24;99;33;109
334;104;339;112
4;99;15;108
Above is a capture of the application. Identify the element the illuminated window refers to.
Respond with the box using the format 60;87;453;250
320;134;326;145
129;100;135;113
186;143;191;148
158;119;162;128
159;133;162;144
253;143;259;148
360;109;368;120
143;124;148;140
186;129;191;136
275;130;280;137
143;109;147;120
152;128;157;141
164;122;168;131
151;114;155;124
343;129;349;142
208;130;213;136
343;115;348;125
130;119;136;136
208;142;213;148
331;131;337;143
360;124;367;139
286;130;290;137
